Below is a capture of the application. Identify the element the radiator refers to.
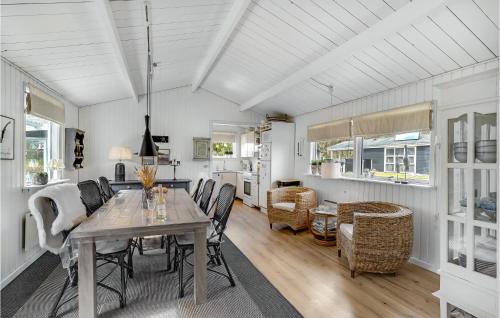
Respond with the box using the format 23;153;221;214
23;212;38;251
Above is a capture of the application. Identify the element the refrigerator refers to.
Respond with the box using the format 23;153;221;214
257;122;295;211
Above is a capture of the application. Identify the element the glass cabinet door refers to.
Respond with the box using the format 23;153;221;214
448;221;466;268
473;226;497;278
448;168;467;218
448;114;468;163
474;112;497;164
473;169;497;223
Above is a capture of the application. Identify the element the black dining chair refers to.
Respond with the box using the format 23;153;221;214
78;180;135;278
174;183;237;298
78;180;104;216
198;179;215;215
40;199;130;317
191;178;204;202
98;176;115;202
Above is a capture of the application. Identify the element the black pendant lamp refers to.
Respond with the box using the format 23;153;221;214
139;4;157;158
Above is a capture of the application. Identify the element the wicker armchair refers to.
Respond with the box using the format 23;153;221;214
267;187;317;234
337;202;413;278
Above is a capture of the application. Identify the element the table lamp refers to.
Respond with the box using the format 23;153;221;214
109;146;132;181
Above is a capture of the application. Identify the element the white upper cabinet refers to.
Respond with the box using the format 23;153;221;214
240;132;255;158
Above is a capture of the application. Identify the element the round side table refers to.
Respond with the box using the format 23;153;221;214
308;206;337;246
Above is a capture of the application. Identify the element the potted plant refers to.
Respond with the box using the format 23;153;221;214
317;159;323;175
311;160;324;175
135;165;157;208
33;171;49;185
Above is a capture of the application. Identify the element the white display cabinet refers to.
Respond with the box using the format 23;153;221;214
438;100;498;318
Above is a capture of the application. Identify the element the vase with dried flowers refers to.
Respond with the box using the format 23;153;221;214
135;165;157;208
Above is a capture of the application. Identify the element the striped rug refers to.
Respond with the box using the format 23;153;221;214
10;237;301;318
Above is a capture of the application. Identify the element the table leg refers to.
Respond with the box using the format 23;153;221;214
193;228;207;304
78;241;97;318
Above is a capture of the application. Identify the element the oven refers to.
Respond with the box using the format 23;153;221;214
243;173;257;207
244;180;251;196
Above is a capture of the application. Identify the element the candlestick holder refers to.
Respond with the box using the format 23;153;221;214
170;159;181;180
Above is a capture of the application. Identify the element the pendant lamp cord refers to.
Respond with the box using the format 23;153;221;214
145;3;152;118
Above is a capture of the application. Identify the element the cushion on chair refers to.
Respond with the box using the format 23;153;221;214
340;223;353;241
96;239;129;254
175;223;218;246
272;202;296;212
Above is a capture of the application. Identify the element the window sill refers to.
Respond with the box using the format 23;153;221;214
303;174;435;189
22;179;70;192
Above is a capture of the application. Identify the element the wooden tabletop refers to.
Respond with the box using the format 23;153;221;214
70;189;211;243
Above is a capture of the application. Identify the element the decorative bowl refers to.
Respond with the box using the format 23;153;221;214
475;140;496;163
453;142;467;162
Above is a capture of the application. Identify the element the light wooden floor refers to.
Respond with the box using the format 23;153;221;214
225;200;440;318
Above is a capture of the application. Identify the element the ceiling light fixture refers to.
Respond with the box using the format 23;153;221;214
139;2;157;158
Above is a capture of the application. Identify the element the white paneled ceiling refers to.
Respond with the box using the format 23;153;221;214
1;0;498;115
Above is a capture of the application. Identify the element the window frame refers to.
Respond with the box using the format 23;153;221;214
309;133;435;187
23;83;63;186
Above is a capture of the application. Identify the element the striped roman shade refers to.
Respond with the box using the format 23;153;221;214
26;84;65;124
352;102;432;137
307;119;351;142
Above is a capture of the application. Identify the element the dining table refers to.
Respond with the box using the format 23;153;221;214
70;188;211;318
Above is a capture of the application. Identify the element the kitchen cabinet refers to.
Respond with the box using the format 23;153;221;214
436;75;498;318
236;172;244;199
212;171;237;199
240;132;255;158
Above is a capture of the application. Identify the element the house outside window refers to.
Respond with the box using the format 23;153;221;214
361;132;430;183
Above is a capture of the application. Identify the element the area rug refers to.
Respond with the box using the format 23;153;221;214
8;237;302;318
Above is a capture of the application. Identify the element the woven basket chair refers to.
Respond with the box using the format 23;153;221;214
267;187;317;234
337;201;413;278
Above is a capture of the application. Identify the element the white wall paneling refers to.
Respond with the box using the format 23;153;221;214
2;0;497;114
293;58;499;272
0;58;79;288
78;86;263;184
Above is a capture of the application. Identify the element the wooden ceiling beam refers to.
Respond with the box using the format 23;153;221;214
239;0;449;111
191;0;252;92
96;0;139;102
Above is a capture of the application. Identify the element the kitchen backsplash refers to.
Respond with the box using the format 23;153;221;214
211;157;258;172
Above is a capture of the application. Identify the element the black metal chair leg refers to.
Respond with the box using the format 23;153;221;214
212;246;222;266
178;249;185;298
119;255;127;307
127;246;134;279
138;237;144;255
160;236;165;249
49;275;71;318
166;235;171;271
173;246;179;272
219;250;235;287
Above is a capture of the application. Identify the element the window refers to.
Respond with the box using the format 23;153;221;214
24;85;62;185
311;139;354;176
362;131;430;184
310;132;432;185
308;103;433;185
212;142;236;158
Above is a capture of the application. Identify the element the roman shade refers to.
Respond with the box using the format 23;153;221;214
307;119;351;142
26;84;65;125
212;132;236;143
352;102;432;137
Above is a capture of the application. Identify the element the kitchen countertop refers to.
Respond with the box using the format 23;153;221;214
212;170;258;175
